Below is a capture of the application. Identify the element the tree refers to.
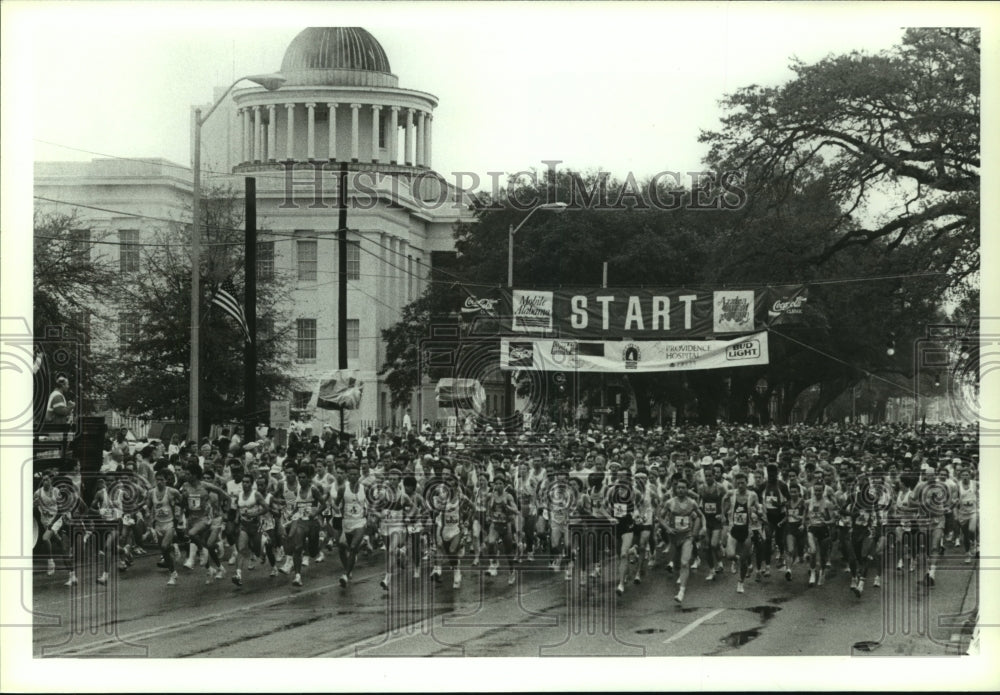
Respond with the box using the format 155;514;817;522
700;28;980;291
104;187;294;430
33;210;125;415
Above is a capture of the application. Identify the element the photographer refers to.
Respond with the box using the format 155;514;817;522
45;375;74;426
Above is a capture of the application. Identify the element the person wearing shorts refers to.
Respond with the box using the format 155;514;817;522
631;470;658;585
606;467;636;596
379;468;410;591
336;465;368;587
698;467;726;581
146;472;181;585
483;474;519;584
232;474;267;587
783;484;806;581
180;464;226;579
722;471;760;594
432;467;473;588
662;478;701;604
955;467;978;564
34;471;62;577
805;481;835;587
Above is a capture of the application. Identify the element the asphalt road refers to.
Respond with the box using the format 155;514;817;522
31;543;976;658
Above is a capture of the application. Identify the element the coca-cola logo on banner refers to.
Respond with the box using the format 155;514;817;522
769;294;807;318
461;296;499;317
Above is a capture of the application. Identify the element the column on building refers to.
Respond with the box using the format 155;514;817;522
404;109;415;166
389;107;400;164
327;102;338;160
240;108;249;164
267;105;277;161
371;105;381;163
416;111;426;167
425;114;432;169
350;104;361;162
284;103;296;160
253;106;263;162
305;103;316;160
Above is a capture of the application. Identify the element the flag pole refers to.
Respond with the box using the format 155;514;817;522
244;177;257;443
338;162;348;436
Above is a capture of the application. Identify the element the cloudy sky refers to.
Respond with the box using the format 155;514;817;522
12;2;980;183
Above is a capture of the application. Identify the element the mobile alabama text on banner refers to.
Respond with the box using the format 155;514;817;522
474;286;807;339
500;332;769;373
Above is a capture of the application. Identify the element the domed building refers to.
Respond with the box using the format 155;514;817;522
35;27;486;437
201;27;478;431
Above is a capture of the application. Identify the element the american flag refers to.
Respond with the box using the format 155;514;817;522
211;279;251;342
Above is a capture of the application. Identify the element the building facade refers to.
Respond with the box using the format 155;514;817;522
34;27;496;433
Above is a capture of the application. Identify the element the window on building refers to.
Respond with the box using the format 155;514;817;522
257;316;274;344
257;241;274;282
297;238;317;282
292;390;312;410
296;318;317;360
119;312;140;355
347;240;360;280
71;229;91;259
119;230;140;273
347;319;359;359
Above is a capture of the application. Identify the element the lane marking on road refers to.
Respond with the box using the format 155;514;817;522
40;567;385;657
663;608;726;644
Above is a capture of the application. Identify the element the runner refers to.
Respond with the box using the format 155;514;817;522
431;467;473;588
955;466;978;564
484;474;519;585
698;465;726;581
721;471;760;594
403;475;430;581
757;463;788;578
804;480;835;587
379;468;409;591
631;469;658;585
232;474;267;587
335;464;368;587
661;478;701;603
90;476;124;586
782;481;806;581
145;471;181;585
607;467;637;596
33;471;61;576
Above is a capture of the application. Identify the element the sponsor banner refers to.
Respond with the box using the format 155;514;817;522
766;285;809;325
493;287;803;338
500;332;769;372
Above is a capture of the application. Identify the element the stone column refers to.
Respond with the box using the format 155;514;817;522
240;108;249;163
425;114;432;169
253;106;263;162
404;109;415;166
350;104;361;162
267;105;277;161
371;105;382;163
327;102;338;160
284;103;295;160
305;103;316;160
389;106;400;164
416;111;426;167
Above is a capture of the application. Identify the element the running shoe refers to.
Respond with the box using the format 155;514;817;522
248;557;256;570
616;582;625;596
730;561;737;574
279;556;293;575
292;573;303;587
590;564;601;579
380;574;390;590
339;574;349;587
47;559;56;576
487;561;498;577
873;575;881;588
817;570;825;587
509;570;517;586
431;565;442;581
413;567;421;580
96;571;108;586
674;586;685;603
527;551;534;561
314;551;325;564
850;577;858;597
183;557;195;571
705;570;716;582
64;572;78;587
232;574;243;587
754;570;762;583
736;581;745;594
691;556;701;571
964;553;972;565
785;568;792;582
634;573;642;585
856;578;864;596
302;555;310;568
926;571;935;588
166;571;177;586
228;552;237;565
270;567;279;577
666;561;674;574
453;570;462;589
215;567;226;580
896;558;903;571
763;565;771;578
808;569;816;587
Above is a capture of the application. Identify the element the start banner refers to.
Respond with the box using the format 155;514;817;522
467;286;807;339
500;332;769;373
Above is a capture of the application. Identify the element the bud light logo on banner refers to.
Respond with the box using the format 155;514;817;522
726;339;761;361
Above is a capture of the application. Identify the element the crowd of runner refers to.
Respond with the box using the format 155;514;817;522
33;420;979;607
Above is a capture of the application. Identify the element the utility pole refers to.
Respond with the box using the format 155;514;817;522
244;177;257;442
600;261;608;430
338;162;348;434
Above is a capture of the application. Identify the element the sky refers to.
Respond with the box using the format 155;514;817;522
14;2;956;185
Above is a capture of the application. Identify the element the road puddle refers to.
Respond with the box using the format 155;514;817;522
719;628;760;647
634;628;669;634
747;605;781;622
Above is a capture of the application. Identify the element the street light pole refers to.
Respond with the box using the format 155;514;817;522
188;73;285;443
504;202;568;421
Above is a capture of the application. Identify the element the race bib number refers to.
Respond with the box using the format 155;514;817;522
261;516;274;531
407;522;422;534
733;511;748;526
674;514;691;531
189;495;202;511
613;503;627;518
962;500;975;512
765;495;779;509
704;502;717;515
444;511;460;526
347;503;362;517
